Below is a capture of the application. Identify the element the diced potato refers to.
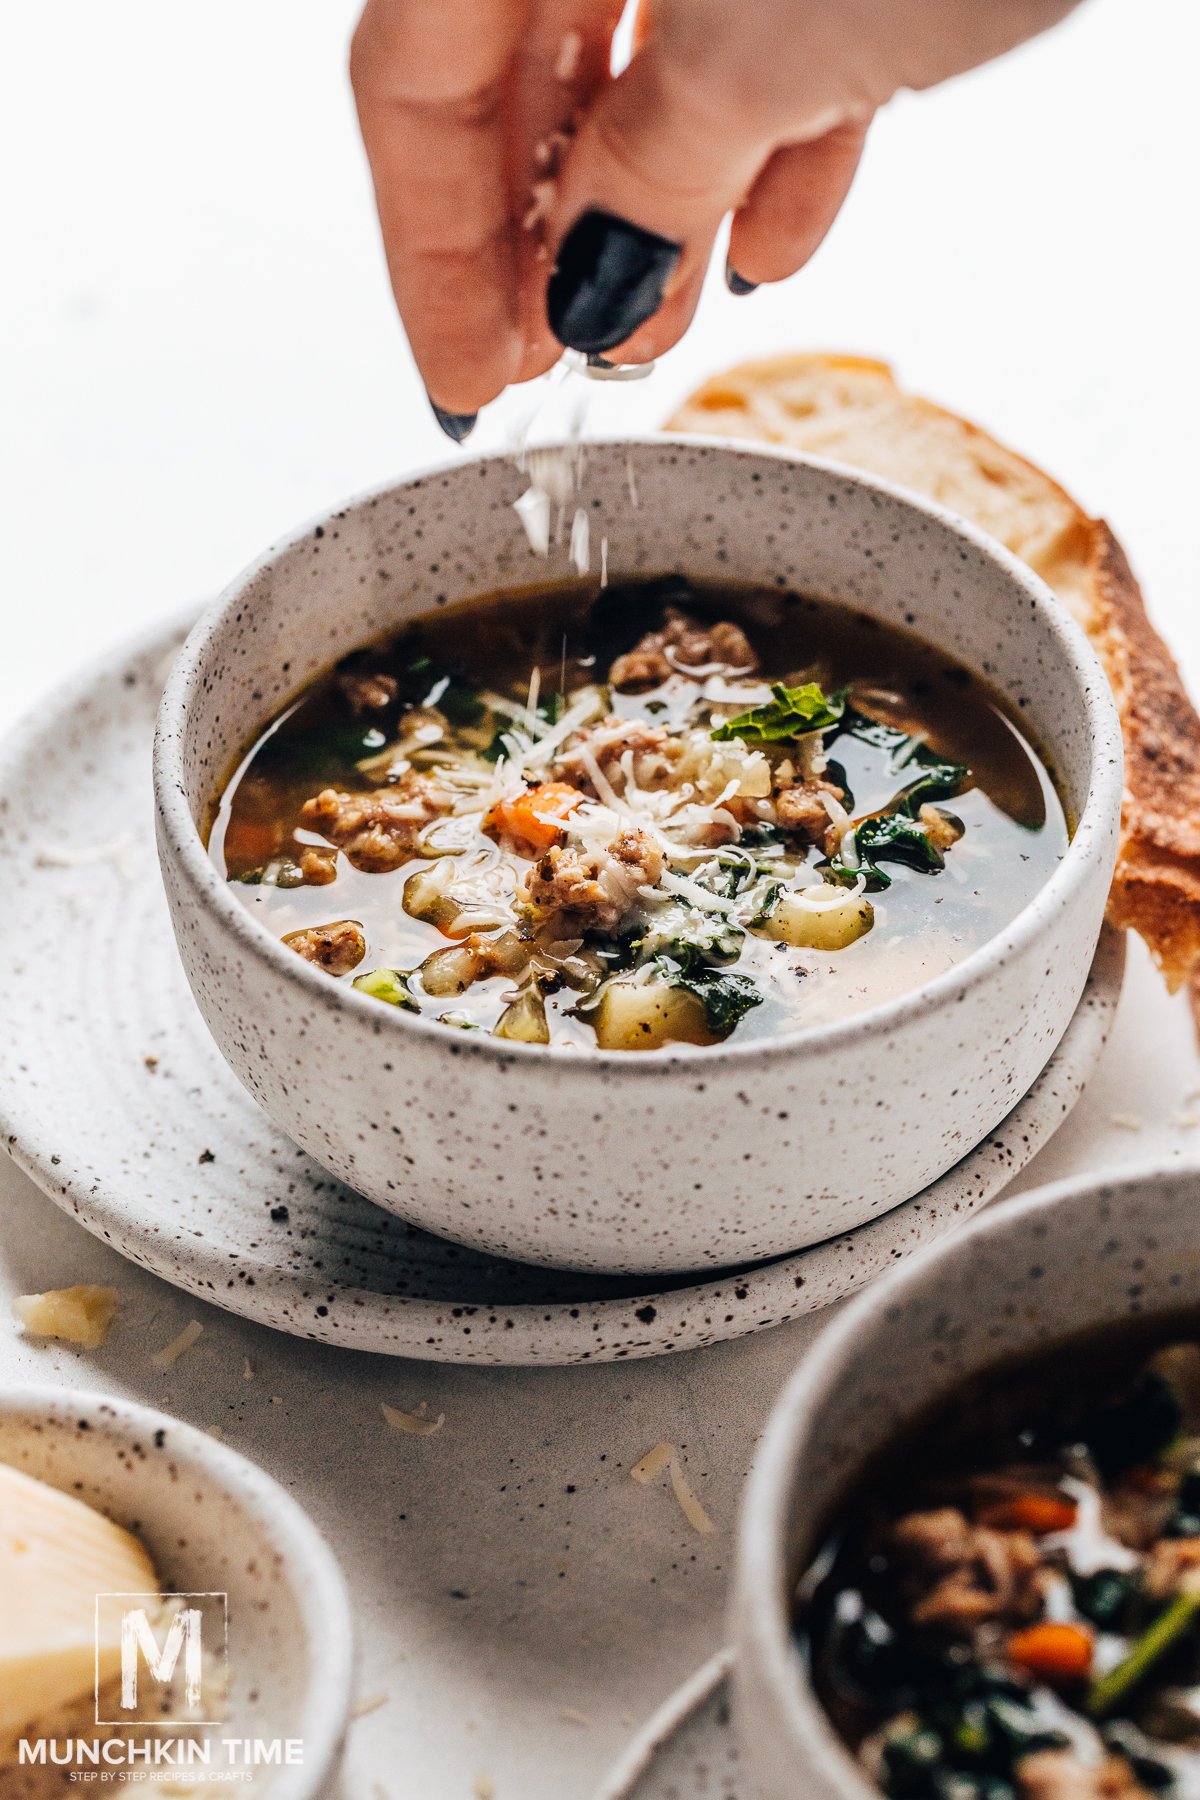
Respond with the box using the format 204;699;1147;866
403;864;458;931
765;887;874;952
590;980;714;1051
419;944;479;997
494;984;550;1044
402;863;510;937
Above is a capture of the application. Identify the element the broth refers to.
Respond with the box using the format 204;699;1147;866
798;1312;1200;1800
209;575;1068;1050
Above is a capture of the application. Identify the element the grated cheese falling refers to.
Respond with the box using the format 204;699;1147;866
555;27;582;80
513;485;552;556
381;1401;445;1437
524;664;542;735
569;507;590;576
151;1318;204;1373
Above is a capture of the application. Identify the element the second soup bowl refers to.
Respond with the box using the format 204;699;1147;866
732;1161;1200;1800
153;439;1121;1274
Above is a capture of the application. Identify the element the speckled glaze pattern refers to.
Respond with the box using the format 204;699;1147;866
153;441;1123;1274
0;1385;353;1798
0;617;1123;1362
733;1162;1200;1800
594;1649;743;1800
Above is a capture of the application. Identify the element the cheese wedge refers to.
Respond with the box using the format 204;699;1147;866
0;1461;159;1742
12;1286;118;1350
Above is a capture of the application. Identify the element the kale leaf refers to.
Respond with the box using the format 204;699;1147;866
673;967;763;1034
840;707;968;814
711;681;846;744
826;709;969;890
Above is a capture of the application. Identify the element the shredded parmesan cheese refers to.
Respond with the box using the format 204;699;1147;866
381;1401;445;1437
351;1691;389;1720
669;1457;716;1535
559;1707;592;1727
1110;1113;1145;1132
35;835;140;880
658;870;738;915
630;1441;716;1534
630;1441;675;1484
151;1319;204;1373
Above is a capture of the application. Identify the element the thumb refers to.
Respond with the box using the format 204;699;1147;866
544;44;770;356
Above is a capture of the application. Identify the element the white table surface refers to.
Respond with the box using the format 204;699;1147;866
3;3;1199;1795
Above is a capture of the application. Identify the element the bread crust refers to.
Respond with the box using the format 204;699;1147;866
667;353;1200;991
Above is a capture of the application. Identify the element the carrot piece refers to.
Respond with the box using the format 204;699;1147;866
484;782;584;856
978;1492;1078;1534
1006;1621;1094;1682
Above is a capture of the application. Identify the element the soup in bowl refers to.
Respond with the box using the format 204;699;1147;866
733;1165;1200;1800
209;575;1068;1051
153;440;1120;1274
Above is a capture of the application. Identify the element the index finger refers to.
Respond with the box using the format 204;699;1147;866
351;0;529;429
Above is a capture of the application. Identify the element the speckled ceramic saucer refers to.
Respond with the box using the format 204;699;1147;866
594;1651;744;1800
0;617;1124;1365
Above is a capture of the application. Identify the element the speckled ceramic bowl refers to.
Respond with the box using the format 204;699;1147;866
733;1161;1200;1800
154;438;1121;1275
0;1386;353;1796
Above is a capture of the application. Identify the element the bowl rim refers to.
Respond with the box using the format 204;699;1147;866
153;433;1123;1077
0;1383;354;1800
731;1159;1200;1800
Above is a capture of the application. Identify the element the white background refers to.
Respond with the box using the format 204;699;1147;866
2;3;1199;1796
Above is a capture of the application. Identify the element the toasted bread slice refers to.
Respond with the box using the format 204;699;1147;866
667;353;1200;994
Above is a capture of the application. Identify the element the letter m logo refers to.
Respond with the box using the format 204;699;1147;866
96;1592;228;1724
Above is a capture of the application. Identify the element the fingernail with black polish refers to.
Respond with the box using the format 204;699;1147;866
548;210;681;354
430;402;478;443
725;263;758;296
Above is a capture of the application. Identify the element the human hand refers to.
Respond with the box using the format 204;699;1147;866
351;0;1082;436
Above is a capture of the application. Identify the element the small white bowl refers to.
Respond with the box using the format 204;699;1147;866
0;1386;353;1797
154;438;1121;1275
732;1161;1200;1800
